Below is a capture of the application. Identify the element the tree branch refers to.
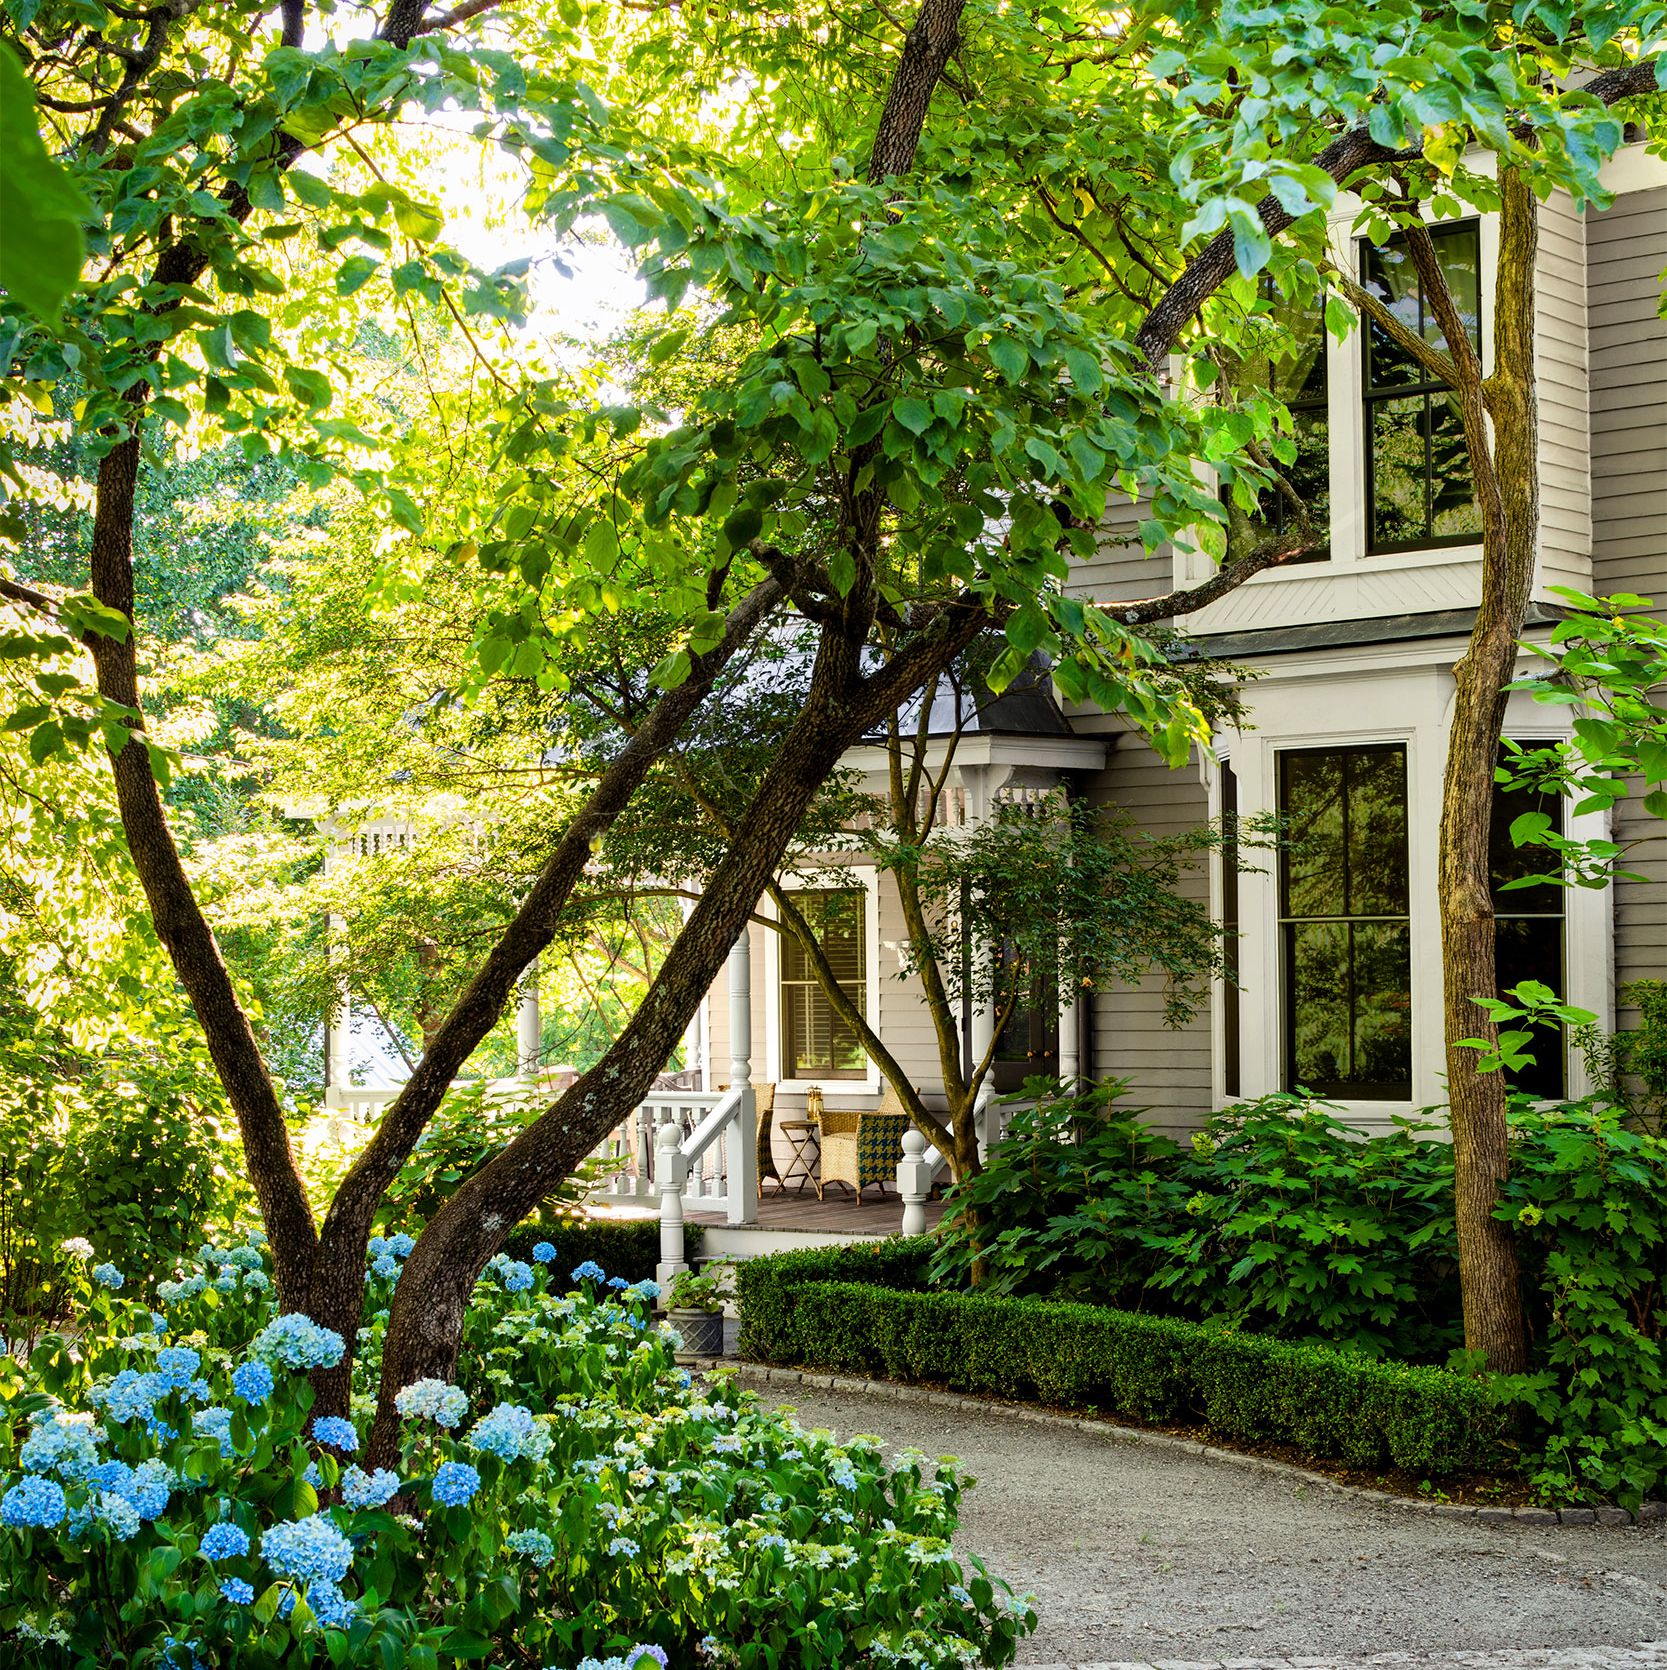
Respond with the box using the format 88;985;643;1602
1102;524;1320;626
1322;261;1458;386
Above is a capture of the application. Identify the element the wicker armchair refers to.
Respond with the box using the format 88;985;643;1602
815;1084;910;1204
753;1083;779;1193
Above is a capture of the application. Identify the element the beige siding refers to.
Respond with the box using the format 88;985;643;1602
1073;722;1215;1137
1535;189;1593;598
1587;187;1667;1034
1064;491;1169;603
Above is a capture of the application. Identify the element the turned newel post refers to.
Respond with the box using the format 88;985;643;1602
727;928;758;1225
897;1127;935;1237
655;1120;691;1291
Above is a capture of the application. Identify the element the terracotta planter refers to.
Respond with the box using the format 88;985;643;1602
668;1306;726;1361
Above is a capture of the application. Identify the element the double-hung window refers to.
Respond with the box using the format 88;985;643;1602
1279;746;1413;1100
780;888;867;1080
1361;222;1484;552
1225;288;1330;563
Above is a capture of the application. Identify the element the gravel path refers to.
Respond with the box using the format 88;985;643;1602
758;1383;1667;1670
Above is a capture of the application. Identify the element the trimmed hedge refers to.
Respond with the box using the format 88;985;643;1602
501;1215;702;1285
735;1239;1514;1477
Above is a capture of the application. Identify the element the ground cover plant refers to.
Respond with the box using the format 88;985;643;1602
921;1083;1667;1507
0;1234;1034;1668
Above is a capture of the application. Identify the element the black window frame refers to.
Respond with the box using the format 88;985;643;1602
1360;219;1484;556
779;886;869;1082
1278;744;1414;1102
991;939;1060;1093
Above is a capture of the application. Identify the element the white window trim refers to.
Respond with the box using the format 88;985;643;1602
1207;646;1615;1120
763;866;883;1094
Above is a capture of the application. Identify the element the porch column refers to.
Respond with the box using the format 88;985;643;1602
968;990;997;1160
1058;979;1083;1093
516;961;541;1082
325;907;351;1104
727;928;758;1224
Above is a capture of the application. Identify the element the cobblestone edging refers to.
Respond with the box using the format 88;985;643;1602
717;1361;1667;1530
1009;1648;1667;1669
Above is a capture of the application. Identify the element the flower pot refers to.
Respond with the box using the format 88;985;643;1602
668;1306;726;1362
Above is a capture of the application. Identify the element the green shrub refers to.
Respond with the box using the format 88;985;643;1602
737;1243;1512;1477
1499;1097;1667;1507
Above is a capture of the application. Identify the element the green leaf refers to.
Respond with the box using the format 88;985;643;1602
892;397;932;437
336;255;379;296
0;44;92;323
989;338;1028;384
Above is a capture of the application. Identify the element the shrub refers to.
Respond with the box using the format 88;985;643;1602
0;1232;1033;1668
737;1244;1512;1478
499;1214;702;1287
1499;1097;1667;1507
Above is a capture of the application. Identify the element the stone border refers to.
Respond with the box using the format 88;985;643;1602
712;1360;1666;1529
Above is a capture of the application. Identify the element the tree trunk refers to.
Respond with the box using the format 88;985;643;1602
1433;167;1539;1372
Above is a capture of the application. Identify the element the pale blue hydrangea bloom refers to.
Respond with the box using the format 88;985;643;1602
231;1360;275;1404
91;1263;124;1289
505;1527;555;1565
466;1403;549;1462
193;1405;234;1458
371;1253;399;1279
200;1522;251;1561
95;1490;141;1540
570;1260;605;1283
303;1462;322;1488
368;1236;387;1256
1;1475;66;1528
606;1536;640;1558
20;1412;101;1481
339;1465;398;1509
384;1232;415;1257
629;1280;661;1302
306;1581;359;1630
243;1271;269;1292
150;1311;167;1333
500;1261;534;1293
157;1274;207;1305
531;1241;556;1264
311;1416;358;1452
393;1378;467;1429
91;1369;163;1425
252;1314;345;1371
220;1577;255;1605
431;1461;480;1507
262;1514;353;1584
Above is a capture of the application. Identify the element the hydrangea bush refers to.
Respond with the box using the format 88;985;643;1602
0;1231;1034;1667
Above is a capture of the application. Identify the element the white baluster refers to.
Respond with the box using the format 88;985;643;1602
897;1128;936;1237
656;1120;691;1290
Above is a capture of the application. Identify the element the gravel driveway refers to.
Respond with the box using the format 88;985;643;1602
757;1382;1667;1669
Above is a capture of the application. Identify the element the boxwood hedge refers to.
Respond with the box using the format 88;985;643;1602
502;1215;700;1284
735;1239;1514;1477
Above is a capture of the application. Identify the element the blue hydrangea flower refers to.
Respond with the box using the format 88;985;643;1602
220;1578;255;1605
466;1403;549;1462
155;1347;202;1389
303;1461;322;1488
607;1536;640;1558
200;1522;252;1561
506;1527;555;1565
95;1491;142;1540
92;1369;163;1425
311;1416;358;1452
531;1241;556;1264
629;1280;661;1302
306;1581;359;1630
371;1253;399;1279
384;1233;415;1258
157;1274;207;1305
628;1651;670;1669
151;1311;167;1333
243;1271;269;1292
20;1412;101;1481
1;1475;66;1528
431;1461;480;1507
252;1314;345;1371
92;1263;124;1289
607;1275;629;1290
393;1378;467;1429
262;1514;353;1584
570;1260;605;1284
339;1465;399;1509
231;1360;275;1404
500;1260;534;1293
128;1460;171;1520
368;1236;387;1256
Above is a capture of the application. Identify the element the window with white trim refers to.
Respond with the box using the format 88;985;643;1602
779;888;867;1080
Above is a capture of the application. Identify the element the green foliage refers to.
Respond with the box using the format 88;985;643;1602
664;1259;734;1314
0;44;89;324
1498;1098;1667;1509
499;1216;700;1288
736;1243;1514;1479
927;1084;1667;1504
0;1232;1034;1667
934;1085;1461;1360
